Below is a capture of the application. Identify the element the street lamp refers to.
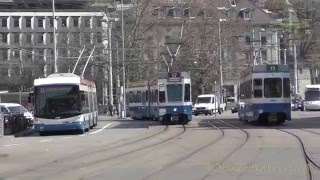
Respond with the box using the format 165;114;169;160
121;0;126;118
219;18;226;105
52;0;57;73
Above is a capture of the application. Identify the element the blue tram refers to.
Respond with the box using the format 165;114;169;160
126;72;192;124
238;65;291;124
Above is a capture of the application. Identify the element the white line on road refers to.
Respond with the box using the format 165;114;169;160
3;144;21;147
89;123;112;135
62;137;72;139
40;139;53;143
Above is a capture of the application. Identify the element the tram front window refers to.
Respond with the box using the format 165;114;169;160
264;78;282;98
167;84;183;102
34;85;81;119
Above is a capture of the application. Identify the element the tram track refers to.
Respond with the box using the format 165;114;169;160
299;129;320;136
141;120;225;180
276;129;320;180
6;124;187;179
200;118;250;180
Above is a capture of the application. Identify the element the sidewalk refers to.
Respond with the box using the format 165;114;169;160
98;114;130;121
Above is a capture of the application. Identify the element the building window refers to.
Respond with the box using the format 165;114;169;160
38;17;43;27
261;50;267;60
198;10;204;17
244;11;250;20
49;33;54;43
1;49;8;59
26;34;32;43
13;16;19;27
173;8;182;18
73;17;78;27
38;49;44;60
26;49;32;60
1;17;7;27
85;34;91;43
12;50;20;58
245;36;251;45
96;18;101;27
1;33;7;43
157;9;166;18
229;0;236;7
84;18;90;27
26;17;31;28
49;17;53;27
38;33;43;44
96;33;102;43
73;33;80;44
14;33;20;43
261;36;267;45
61;17;67;27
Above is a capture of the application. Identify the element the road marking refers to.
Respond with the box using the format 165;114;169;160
62;137;72;139
40;139;53;143
78;134;85;137
89;123;112;135
3;144;21;147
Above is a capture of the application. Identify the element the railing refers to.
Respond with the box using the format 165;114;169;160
0;113;3;137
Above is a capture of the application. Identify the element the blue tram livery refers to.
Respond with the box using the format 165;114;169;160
238;65;291;124
126;72;192;125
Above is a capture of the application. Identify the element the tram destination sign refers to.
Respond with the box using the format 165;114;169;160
167;72;182;82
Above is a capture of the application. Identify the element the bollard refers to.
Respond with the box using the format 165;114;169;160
0;113;3;137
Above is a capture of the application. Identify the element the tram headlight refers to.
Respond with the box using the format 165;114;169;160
173;108;177;112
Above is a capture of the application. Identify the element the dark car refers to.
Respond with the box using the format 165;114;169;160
291;99;304;111
231;106;238;113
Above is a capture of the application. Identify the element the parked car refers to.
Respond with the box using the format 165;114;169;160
291;99;304;111
0;103;34;121
231;105;238;113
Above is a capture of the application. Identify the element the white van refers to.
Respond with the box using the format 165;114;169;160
193;94;221;116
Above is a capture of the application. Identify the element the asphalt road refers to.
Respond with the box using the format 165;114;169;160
1;111;320;180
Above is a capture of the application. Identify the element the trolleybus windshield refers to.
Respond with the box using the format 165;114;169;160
305;90;320;101
34;85;81;119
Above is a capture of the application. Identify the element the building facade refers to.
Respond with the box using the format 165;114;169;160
0;0;110;93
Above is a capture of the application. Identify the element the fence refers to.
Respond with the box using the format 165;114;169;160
0;113;3;137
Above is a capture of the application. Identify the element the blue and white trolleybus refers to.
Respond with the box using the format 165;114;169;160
29;73;98;135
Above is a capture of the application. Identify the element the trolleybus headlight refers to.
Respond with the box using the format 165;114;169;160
72;115;83;123
33;119;44;125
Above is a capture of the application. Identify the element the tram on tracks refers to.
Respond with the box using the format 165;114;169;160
237;64;291;124
126;72;192;125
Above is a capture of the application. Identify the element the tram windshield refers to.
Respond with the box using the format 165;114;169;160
34;85;81;119
264;78;282;98
167;84;183;102
305;91;320;101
